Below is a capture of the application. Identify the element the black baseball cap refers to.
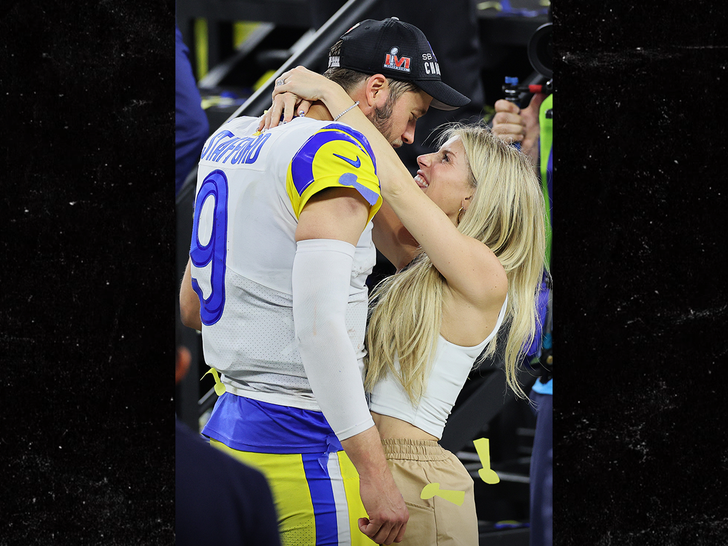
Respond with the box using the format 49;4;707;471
328;17;470;111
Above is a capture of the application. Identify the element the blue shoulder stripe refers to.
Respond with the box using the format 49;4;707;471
290;125;376;199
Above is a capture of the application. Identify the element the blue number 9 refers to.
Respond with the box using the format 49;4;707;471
190;170;228;325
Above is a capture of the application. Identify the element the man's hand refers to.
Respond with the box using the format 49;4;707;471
341;427;408;544
180;259;202;331
357;469;409;545
492;93;546;167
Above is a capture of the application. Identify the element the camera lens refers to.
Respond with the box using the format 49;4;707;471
528;23;552;79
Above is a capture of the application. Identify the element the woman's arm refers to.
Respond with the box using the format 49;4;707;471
270;67;505;304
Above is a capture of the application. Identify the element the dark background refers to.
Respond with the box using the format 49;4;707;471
1;0;727;544
1;0;176;543
554;2;728;543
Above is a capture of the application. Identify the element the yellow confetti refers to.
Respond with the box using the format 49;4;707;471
201;368;227;396
473;438;500;484
420;483;465;506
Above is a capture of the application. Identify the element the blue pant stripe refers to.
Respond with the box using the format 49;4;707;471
302;453;338;545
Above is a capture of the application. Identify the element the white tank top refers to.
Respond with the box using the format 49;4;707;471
368;296;508;439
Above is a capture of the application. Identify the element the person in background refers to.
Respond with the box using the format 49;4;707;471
263;65;546;545
175;345;281;546
175;24;208;196
493;90;553;546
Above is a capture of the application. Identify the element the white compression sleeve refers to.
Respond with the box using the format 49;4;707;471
292;238;375;441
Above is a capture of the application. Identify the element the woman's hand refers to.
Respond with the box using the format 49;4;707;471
258;66;353;131
258;92;311;131
273;66;341;104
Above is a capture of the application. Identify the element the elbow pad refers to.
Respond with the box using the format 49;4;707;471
292;239;375;440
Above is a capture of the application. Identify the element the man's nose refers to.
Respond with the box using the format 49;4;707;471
401;121;416;146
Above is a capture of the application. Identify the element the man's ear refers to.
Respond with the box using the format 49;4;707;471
362;74;389;110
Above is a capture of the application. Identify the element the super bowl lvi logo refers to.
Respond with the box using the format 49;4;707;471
384;47;411;72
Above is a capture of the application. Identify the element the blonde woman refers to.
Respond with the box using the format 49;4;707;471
263;66;546;545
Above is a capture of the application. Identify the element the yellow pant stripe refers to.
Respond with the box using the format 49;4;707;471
337;451;377;545
210;439;315;545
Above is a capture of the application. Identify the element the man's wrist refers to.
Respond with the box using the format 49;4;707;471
340;425;389;474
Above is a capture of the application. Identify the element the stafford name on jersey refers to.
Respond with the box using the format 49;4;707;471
200;130;272;165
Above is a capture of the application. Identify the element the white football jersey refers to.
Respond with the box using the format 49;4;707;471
189;115;381;411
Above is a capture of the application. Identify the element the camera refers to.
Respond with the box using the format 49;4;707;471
528;22;552;79
502;21;552;103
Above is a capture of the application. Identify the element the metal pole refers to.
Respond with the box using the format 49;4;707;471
227;0;381;120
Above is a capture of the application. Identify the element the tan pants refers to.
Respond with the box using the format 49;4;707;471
382;439;479;546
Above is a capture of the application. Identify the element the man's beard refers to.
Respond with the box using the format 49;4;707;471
367;96;400;147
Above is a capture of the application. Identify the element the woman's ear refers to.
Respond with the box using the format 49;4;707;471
462;195;473;211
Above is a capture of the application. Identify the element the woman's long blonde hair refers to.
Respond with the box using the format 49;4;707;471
365;123;547;403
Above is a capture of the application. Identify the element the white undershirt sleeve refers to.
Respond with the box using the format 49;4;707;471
292;238;375;441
